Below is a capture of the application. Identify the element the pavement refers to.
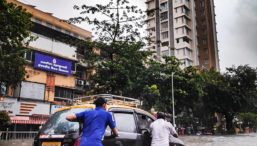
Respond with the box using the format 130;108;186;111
179;133;257;146
0;139;33;146
1;134;257;146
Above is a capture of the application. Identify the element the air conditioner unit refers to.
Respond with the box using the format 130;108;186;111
77;79;84;86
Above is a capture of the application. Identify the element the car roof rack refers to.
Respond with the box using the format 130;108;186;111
73;94;141;108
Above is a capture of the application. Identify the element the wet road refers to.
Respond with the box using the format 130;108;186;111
180;133;257;146
1;133;257;146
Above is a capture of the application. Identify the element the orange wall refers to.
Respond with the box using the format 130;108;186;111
24;66;75;102
25;66;47;84
25;66;75;88
55;74;75;88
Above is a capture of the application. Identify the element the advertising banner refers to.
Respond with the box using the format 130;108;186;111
34;52;72;75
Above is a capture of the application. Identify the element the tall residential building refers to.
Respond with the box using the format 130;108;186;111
0;0;92;131
146;0;219;70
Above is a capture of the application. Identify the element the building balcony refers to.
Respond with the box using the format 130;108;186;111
160;0;168;3
174;12;191;20
175;41;192;49
145;0;154;3
146;24;156;30
147;4;156;11
161;27;169;32
146;15;155;22
174;0;190;9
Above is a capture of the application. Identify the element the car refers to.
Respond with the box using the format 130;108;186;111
33;95;185;146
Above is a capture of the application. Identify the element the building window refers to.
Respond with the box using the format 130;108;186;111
162;41;169;46
185;27;190;35
24;50;33;62
181;17;184;23
0;84;6;96
55;87;74;99
161;22;168;30
161;12;168;21
183;37;190;43
161;32;169;39
205;48;209;55
200;1;205;7
176;38;180;43
203;39;207;44
204;59;209;64
160;2;168;11
148;11;155;17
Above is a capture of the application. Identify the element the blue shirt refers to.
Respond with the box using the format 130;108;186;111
75;107;116;146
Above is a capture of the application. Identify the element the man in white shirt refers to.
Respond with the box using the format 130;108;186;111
150;112;178;146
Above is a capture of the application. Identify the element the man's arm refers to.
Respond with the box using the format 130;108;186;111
167;122;178;138
66;113;77;121
107;113;118;137
111;128;118;137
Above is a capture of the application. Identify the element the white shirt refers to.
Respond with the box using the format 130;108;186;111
150;119;177;146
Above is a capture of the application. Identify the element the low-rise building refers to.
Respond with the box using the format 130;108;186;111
0;0;92;131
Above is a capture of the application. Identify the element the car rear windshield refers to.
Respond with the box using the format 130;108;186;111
40;108;89;135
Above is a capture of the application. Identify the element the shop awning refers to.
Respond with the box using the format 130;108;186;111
10;115;48;125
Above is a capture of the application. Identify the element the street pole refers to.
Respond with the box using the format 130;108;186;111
172;72;176;127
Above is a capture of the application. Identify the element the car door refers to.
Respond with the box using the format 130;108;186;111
135;111;155;146
103;108;141;146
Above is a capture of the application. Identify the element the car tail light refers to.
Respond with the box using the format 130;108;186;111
74;138;80;146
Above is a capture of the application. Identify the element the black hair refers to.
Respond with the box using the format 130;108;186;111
93;97;107;107
157;112;165;119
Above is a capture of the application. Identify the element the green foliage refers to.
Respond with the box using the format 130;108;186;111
0;111;11;129
141;84;160;110
70;0;257;134
200;65;257;132
70;0;146;43
91;41;151;95
238;112;257;128
0;0;33;88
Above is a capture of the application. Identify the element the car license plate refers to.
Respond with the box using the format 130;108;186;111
42;142;61;146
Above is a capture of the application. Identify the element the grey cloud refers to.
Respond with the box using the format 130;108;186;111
233;0;257;65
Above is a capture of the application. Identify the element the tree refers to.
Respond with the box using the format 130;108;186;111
141;84;160;111
224;65;257;112
70;0;146;43
238;112;257;129
69;0;151;95
0;0;33;91
0;111;10;130
201;65;257;133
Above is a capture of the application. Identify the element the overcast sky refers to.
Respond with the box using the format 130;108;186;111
19;0;257;72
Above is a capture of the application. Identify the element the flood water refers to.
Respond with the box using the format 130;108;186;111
180;133;257;146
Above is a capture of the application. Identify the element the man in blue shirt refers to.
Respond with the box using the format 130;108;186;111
66;97;118;146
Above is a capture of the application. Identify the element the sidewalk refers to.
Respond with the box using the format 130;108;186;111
0;139;33;146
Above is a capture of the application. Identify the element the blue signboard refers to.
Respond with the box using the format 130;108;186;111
34;52;72;75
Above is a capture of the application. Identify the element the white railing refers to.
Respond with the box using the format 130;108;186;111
0;131;38;140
